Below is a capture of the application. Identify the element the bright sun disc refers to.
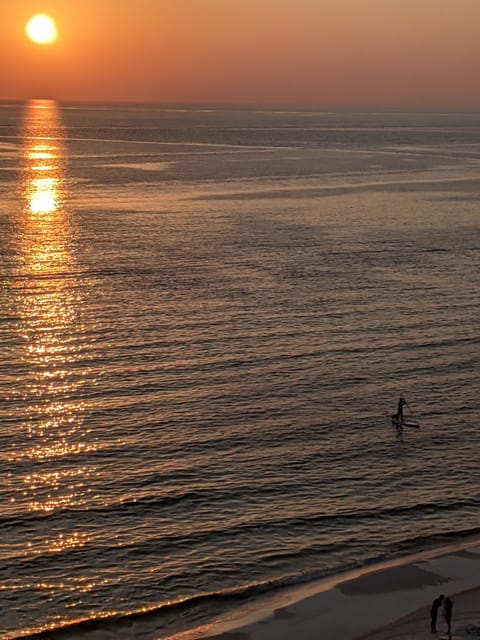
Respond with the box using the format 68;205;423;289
26;14;58;45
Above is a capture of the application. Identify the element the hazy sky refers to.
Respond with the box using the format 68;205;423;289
2;0;480;104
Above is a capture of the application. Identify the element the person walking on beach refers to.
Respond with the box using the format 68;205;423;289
430;594;444;633
443;596;453;637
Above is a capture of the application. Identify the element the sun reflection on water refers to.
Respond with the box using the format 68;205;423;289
9;100;97;519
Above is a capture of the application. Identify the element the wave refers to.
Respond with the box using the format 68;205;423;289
2;488;478;539
10;527;480;640
7;576;313;640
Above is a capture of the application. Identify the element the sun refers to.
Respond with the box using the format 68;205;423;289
25;14;58;45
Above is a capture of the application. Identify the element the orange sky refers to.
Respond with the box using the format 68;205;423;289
2;0;480;105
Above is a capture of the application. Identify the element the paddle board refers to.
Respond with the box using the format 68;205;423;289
391;417;420;429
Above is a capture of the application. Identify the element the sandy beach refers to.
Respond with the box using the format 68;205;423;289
184;541;480;640
358;585;480;640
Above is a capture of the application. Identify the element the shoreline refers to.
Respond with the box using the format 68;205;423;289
168;538;480;640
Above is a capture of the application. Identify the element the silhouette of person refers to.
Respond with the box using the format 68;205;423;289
443;596;453;637
397;396;407;422
430;594;444;633
393;396;407;432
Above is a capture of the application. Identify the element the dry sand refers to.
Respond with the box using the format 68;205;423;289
358;585;480;640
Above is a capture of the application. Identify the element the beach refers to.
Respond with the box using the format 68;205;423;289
194;542;480;640
358;586;480;640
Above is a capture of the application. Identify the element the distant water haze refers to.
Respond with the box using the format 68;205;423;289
0;101;478;639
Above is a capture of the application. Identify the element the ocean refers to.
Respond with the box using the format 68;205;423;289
0;101;479;639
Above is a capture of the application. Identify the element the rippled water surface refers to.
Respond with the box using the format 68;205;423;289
0;102;479;639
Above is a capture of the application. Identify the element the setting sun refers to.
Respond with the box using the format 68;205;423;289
25;14;58;45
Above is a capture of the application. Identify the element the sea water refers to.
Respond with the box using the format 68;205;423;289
0;102;479;639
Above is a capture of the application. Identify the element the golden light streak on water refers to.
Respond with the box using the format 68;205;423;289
9;100;97;519
26;530;90;554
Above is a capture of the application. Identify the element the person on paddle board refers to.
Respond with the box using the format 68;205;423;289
393;396;407;430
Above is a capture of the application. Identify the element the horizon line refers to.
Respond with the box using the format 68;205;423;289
1;98;480;111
